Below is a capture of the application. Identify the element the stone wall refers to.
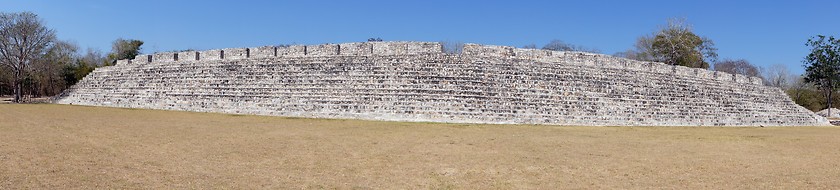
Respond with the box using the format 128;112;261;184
54;41;829;126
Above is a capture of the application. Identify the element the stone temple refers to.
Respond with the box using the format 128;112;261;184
54;41;829;126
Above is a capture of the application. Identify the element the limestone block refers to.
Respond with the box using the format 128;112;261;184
251;46;276;58
339;42;373;56
624;59;645;71
222;48;249;60
749;76;763;85
713;71;733;81
615;57;631;68
674;66;694;77
152;52;177;63
462;44;515;57
279;45;306;56
598;55;621;69
132;54;152;64
200;49;222;60
306;44;339;56
581;53;601;66
696;68;715;80
178;51;199;62
406;42;443;54
116;59;129;65
514;48;552;62
650;63;671;73
546;51;567;63
372;41;407;55
735;74;748;84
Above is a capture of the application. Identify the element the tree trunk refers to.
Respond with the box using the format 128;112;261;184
827;80;833;117
14;81;21;103
13;69;21;103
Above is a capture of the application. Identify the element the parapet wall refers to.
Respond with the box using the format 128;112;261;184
58;41;829;126
462;43;763;86
119;41;443;65
117;42;762;87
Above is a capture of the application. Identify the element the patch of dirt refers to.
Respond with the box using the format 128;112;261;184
2;104;840;189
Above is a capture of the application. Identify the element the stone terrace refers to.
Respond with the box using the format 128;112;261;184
54;41;829;126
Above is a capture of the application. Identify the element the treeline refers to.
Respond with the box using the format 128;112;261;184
0;12;142;102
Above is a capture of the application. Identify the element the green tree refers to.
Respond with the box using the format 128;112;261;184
61;58;94;87
105;38;143;66
0;12;57;102
619;17;717;69
787;76;825;111
803;35;840;115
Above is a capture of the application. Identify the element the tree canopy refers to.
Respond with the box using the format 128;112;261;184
713;58;760;77
105;38;143;66
0;11;134;102
802;35;840;113
618;18;717;69
0;11;56;102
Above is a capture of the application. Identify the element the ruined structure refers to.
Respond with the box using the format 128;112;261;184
54;41;829;126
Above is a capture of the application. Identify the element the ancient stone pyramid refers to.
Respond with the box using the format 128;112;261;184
54;41;829;126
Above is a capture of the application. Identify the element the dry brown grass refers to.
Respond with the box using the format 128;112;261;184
1;104;839;189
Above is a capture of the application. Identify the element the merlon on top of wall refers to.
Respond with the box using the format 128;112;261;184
461;43;763;86
117;41;443;65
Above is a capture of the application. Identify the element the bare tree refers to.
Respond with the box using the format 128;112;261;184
81;47;105;67
0;12;56;102
761;64;792;88
613;49;639;59
713;58;760;77
522;44;537;49
631;34;656;61
440;39;464;54
541;39;601;53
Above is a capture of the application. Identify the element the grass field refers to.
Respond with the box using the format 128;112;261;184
1;104;839;189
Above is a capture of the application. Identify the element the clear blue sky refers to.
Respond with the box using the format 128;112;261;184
2;0;838;74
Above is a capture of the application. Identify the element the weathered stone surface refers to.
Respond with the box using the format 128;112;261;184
279;45;306;56
306;44;338;56
339;42;373;56
131;54;152;64
177;51;199;62
199;49;222;61
53;41;830;126
222;48;249;60
152;52;177;62
251;46;276;58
